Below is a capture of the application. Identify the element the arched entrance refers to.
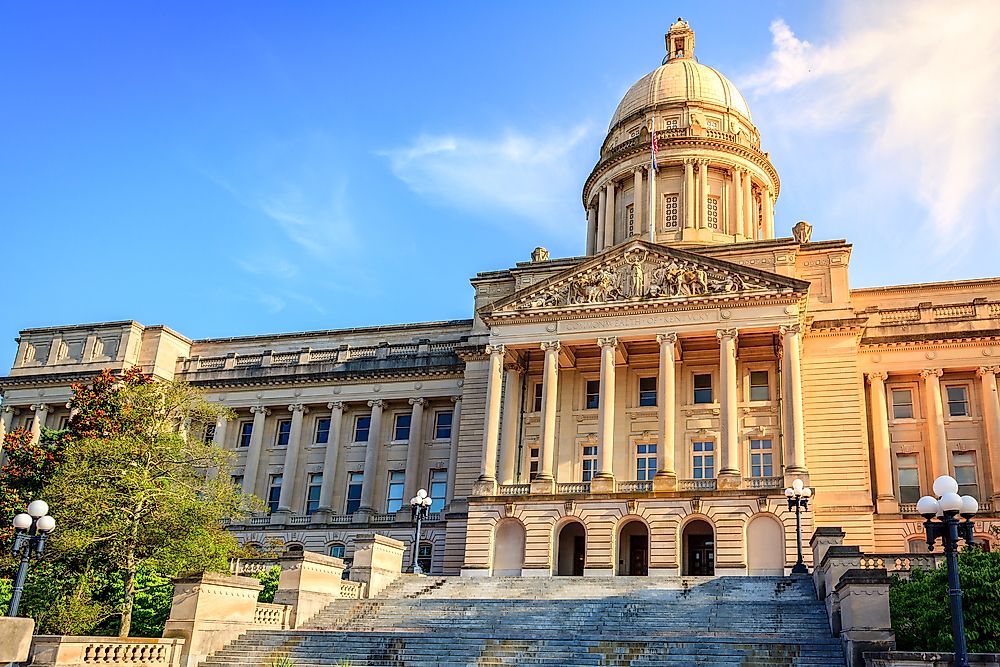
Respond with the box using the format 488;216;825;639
746;515;784;575
617;520;649;576
492;519;526;576
682;519;715;576
555;521;586;576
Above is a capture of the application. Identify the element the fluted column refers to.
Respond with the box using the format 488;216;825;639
717;330;740;482
781;324;807;473
921;369;948;478
593;337;618;491
206;413;229;480
586;206;597;255
498;362;524;485
733;168;745;239
596;188;607;253
475;345;505;494
403;397;426;502
763;189;775;239
358;399;385;512
533;341;561;492
654;333;677;489
446;396;462;504
866;372;896;509
633;168;644;238
742;172;753;238
276;403;307;514
604;182;616;248
242;405;270;495
29;403;49;444
683;159;696;229
698;160;709;229
978;367;1000;500
317;401;345;516
0;405;15;454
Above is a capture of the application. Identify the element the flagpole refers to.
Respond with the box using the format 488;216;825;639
649;117;657;243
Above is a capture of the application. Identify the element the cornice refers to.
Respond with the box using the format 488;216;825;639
184;364;466;390
860;333;1000;352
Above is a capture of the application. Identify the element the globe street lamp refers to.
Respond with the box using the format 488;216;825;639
917;475;979;667
8;499;56;617
408;489;433;574
784;478;813;575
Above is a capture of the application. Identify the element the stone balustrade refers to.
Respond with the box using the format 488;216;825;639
858;553;943;576
874;300;1000;327
865;652;1000;666
29;637;185;667
490;477;785;497
253;603;291;628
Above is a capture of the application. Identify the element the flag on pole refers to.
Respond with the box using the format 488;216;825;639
650;119;659;172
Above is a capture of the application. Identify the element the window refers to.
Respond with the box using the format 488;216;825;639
749;439;773;477
582;444;598;482
947;386;970;417
891;389;914;419
897;454;920;504
315;418;331;444
275;420;291;447
203;423;216;444
585;380;601;410
305;473;322;514
231;474;244;488
693;373;713;404
23;417;33;431
953;452;979;497
434;411;453;440
749;371;770;402
692;441;715;479
346;472;364;514
393;413;412;441
238;421;253;448
625;204;635;237
663;194;679;229
636;443;657;481
532;383;543;412
354;415;371;442
628;125;641;138
328;543;346;559
707;118;720;130
706;196;719;229
529;445;540;481
267;475;282;513
386;471;405;512
637;376;657;407
428;469;447;512
417;542;433;573
664;117;679;130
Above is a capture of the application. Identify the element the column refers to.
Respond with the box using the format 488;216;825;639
317;401;345;516
207;414;229;479
717;330;740;482
781;324;807;473
533;341;560;492
446;396;462;504
733;168;745;239
633;168;645;238
403;397;426;501
683;159;695;229
921;369;948;479
596;188;607;253
742;171;753;238
763;188;775;239
498;362;524;485
698;160;709;230
0;406;15;453
585;207;598;255
866;372;896;509
358;399;385;512
977;367;1000;499
654;333;677;489
593;337;617;491
604;182;616;248
242;405;269;495
475;344;505;494
276;403;307;514
29;403;49;444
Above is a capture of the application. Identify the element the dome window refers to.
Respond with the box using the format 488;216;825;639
707;197;720;230
662;194;679;229
664;117;679;130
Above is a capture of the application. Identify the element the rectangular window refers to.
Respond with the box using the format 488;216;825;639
529;446;540;481
692;441;715;479
23;417;33;431
354;415;371;442
663;194;679;229
891;389;914;419
636;443;657;481
275;420;291;448
953;452;979;497
429;469;447;513
628;125;641;138
582;445;598;482
417;543;433;573
315;418;331;444
638;376;657;407
585;380;601;410
346;472;363;514
897;454;920;504
749;439;773;477
203;423;216;444
625;203;635;237
238;421;253;448
664;118;679;130
386;471;405;512
946;386;970;417
706;196;719;229
394;413;412;441
267;475;282;513
749;371;770;402
434;411;453;440
532;383;543;412
707;118;720;130
693;373;713;404
58;416;71;430
231;474;244;488
305;473;323;514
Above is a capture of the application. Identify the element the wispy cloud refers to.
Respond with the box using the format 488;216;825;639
743;0;1000;256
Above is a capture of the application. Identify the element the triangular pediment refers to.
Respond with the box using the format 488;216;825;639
488;240;808;317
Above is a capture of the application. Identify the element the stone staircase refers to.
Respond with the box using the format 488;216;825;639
204;575;845;666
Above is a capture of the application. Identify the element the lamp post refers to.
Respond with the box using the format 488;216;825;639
784;478;812;575
916;475;979;667
408;488;433;574
8;499;56;617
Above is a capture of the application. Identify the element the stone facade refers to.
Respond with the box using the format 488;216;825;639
2;19;999;577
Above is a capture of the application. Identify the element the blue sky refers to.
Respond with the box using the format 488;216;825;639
2;1;999;371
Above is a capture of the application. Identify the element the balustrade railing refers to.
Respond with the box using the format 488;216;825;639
248;515;269;526
617;480;653;493
555;482;591;494
371;513;396;524
678;478;717;491
230;557;280;576
78;639;184;665
859;552;943;574
187;341;459;373
498;484;531;496
744;476;783;489
933;304;975;319
340;580;363;599
879;309;921;325
253;602;291;628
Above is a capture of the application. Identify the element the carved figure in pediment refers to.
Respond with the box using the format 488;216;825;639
528;289;565;309
571;268;618;304
677;267;708;295
708;274;744;293
649;260;682;297
622;249;647;298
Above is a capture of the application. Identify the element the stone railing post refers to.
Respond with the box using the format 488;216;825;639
810;526;846;599
273;550;347;628
0;617;34;663
350;533;406;598
835;569;895;667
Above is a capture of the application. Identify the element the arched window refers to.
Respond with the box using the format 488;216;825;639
285;543;304;556
328;543;346;559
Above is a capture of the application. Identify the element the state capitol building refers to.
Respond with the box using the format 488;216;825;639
3;20;1000;577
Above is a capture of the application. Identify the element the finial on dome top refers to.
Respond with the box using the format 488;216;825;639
665;17;695;62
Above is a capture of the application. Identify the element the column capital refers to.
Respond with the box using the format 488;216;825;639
504;361;525;374
731;164;746;175
540;341;561;353
633;166;644;175
408;397;427;407
367;399;386;409
920;368;944;379
485;343;505;357
597;336;619;349
865;371;889;383
656;332;678;346
327;401;345;411
30;403;51;413
450;395;462;405
779;323;802;337
697;158;711;167
716;328;738;341
288;403;307;413
249;405;270;415
3;404;17;415
977;366;1000;376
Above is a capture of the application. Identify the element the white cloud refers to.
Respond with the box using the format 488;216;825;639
382;124;595;235
743;0;1000;256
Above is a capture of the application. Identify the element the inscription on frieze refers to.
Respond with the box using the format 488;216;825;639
558;310;719;333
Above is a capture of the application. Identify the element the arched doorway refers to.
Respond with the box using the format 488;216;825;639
746;515;784;575
617;520;649;576
555;521;586;576
682;519;715;576
492;519;526;576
